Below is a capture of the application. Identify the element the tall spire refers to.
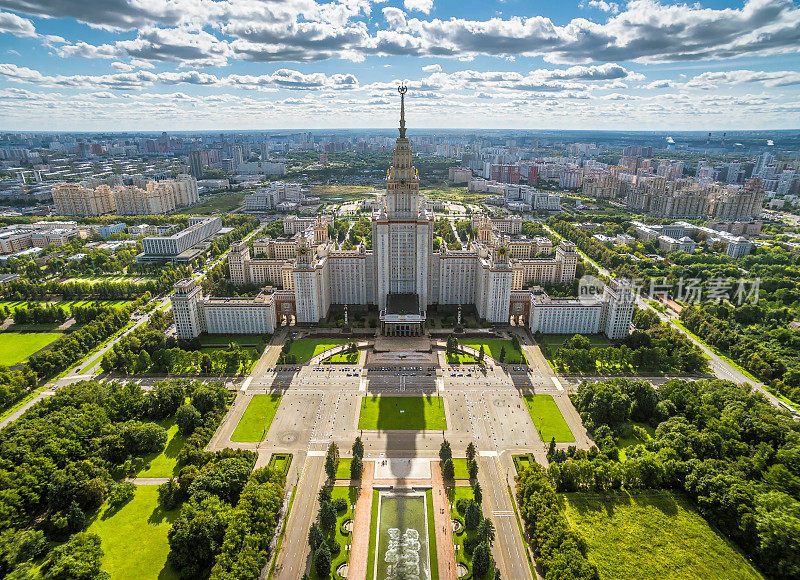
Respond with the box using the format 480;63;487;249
398;85;407;138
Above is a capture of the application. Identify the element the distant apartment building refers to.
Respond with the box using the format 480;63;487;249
52;182;117;216
243;182;303;212
490;164;521;184
53;176;198;217
114;182;176;215
448;167;472;184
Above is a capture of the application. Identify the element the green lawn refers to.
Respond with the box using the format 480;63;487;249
284;339;350;363
561;491;764;580
426;489;439;580
366;490;379;580
358;396;447;430
178;193;244;214
137;419;186;478
0;331;61;366
523;394;575;443
537;334;612;358
452;458;470;479
87;485;179;580
322;351;359;364
459;339;527;364
231;394;282;442
446;352;481;365
268;453;292;475
513;454;536;474
336;458;353;479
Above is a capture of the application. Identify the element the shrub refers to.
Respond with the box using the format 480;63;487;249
108;481;136;509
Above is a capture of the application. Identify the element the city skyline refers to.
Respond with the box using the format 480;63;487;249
0;0;799;131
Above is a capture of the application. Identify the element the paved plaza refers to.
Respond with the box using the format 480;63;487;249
200;332;590;580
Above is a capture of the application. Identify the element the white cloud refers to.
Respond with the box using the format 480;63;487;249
422;63;441;72
404;0;433;14
0;10;35;36
586;0;619;14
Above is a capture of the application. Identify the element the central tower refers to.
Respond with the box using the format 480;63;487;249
372;86;433;320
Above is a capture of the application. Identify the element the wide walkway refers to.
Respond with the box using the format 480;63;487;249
346;461;374;580
430;461;457;580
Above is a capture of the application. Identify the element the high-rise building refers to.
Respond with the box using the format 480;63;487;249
171;90;632;340
51;183;116;216
188;151;203;178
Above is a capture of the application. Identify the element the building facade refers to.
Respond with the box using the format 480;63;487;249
172;91;632;340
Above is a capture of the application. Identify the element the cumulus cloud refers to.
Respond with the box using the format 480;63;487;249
5;0;799;65
584;0;619;14
0;10;35;36
404;0;433;14
422;63;441;72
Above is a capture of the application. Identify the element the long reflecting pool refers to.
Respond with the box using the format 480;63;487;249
374;491;431;580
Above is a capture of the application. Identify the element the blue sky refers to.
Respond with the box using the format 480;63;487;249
0;0;798;131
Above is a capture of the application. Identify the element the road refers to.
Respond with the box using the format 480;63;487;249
272;456;326;580
478;456;536;580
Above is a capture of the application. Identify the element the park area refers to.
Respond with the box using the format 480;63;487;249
177;192;244;214
0;299;134;314
523;394;575;443
358;396;447;430
231;393;283;442
458;339;526;364
561;491;764;580
87;485;179;580
0;331;61;366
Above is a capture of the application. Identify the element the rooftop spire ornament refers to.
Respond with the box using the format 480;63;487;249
398;85;407;138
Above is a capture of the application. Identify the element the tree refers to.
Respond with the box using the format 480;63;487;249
498;346;506;363
175;404;201;436
477;518;496;547
466;442;477;462
167;496;233;578
350;455;363;480
108;481;135;509
158;478;182;511
352;437;364;459
319;501;337;533
548;438;556;456
66;501;85;533
468;459;479;481
472;482;482;505
44;532;108;580
313;542;332;579
325;442;339;480
472;541;491;578
200;354;213;374
442;458;455;481
308;522;324;552
465;500;482;531
439;440;452;463
478;344;485;362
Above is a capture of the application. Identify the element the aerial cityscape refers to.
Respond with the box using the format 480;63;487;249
1;1;800;580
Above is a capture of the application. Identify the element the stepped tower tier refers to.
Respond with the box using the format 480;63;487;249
372;86;433;321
